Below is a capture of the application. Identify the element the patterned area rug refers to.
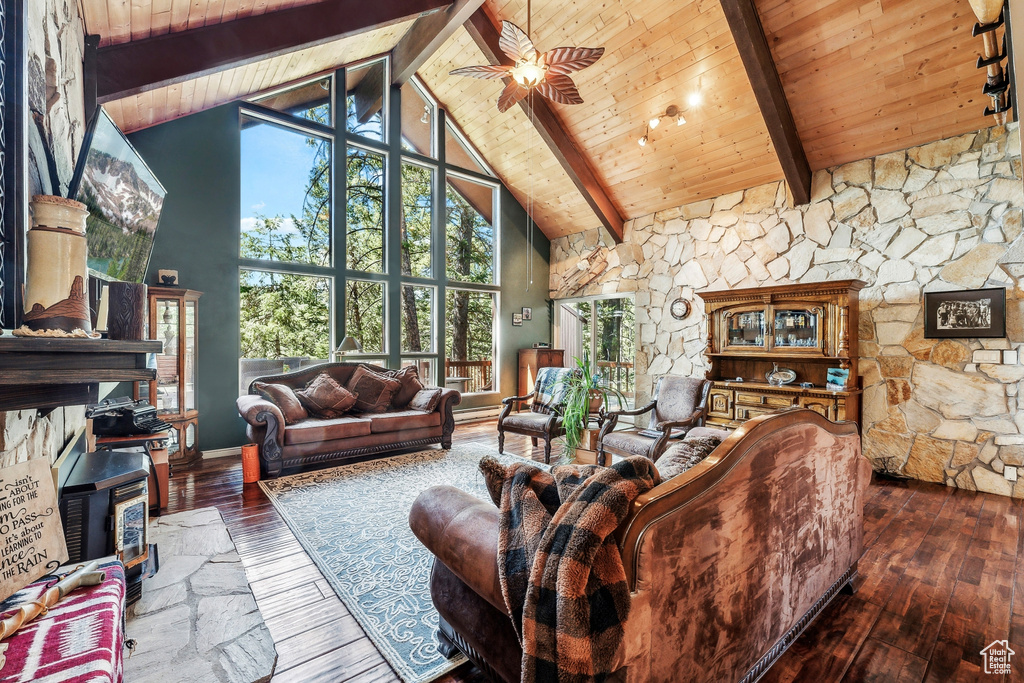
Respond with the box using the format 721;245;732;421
259;446;526;683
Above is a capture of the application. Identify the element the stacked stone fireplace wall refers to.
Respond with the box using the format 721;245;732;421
0;0;88;467
550;122;1024;498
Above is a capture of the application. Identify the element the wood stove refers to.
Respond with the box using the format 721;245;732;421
54;431;158;604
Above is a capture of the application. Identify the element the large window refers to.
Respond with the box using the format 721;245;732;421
239;63;500;393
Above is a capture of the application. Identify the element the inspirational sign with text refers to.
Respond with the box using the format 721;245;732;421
0;458;67;602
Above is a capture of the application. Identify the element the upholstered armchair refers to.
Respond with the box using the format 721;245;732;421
496;366;573;463
597;376;711;466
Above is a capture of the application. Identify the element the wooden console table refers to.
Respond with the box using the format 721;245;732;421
0;337;161;412
698;280;864;429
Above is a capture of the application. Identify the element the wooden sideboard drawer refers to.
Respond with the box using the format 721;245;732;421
735;405;778;421
735;391;794;409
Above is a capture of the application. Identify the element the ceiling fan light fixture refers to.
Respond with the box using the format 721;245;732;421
649;116;661;129
675;113;686;126
638;134;648;147
510;57;548;88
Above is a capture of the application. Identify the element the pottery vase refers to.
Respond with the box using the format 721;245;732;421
24;195;92;333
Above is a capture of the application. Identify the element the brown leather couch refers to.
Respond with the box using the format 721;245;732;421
410;408;869;682
236;362;461;477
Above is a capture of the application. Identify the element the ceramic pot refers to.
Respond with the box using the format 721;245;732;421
24;195;92;333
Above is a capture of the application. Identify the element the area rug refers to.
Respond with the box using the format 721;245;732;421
259;446;530;683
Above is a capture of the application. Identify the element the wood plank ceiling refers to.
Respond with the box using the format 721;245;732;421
87;0;996;239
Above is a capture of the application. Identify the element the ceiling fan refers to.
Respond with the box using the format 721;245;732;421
450;13;605;113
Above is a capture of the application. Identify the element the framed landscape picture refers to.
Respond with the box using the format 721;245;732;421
924;287;1005;338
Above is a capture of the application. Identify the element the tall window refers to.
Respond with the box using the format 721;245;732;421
238;64;500;394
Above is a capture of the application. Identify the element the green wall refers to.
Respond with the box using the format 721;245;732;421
129;102;551;450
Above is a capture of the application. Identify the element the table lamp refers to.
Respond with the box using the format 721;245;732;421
333;336;361;362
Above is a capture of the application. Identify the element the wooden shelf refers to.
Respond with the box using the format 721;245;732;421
0;337;161;412
713;380;862;395
706;353;851;362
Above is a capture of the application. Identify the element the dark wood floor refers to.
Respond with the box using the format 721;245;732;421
166;421;1024;682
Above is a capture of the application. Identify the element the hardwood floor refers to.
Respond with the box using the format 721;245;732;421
166;421;1023;682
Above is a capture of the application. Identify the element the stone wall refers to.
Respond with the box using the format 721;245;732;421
550;123;1024;499
0;0;88;467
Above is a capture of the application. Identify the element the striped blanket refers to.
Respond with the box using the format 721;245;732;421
479;455;659;682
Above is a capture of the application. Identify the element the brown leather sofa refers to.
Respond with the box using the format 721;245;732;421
410;408;869;682
236;362;461;477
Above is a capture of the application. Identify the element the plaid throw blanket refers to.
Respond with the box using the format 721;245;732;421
532;367;573;414
479;455;659;682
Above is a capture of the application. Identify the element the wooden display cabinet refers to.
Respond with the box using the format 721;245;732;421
698;280;865;430
137;287;202;464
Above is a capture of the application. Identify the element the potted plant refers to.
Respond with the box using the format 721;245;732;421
558;352;627;457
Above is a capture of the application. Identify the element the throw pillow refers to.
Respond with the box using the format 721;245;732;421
407;387;443;413
386;366;424;408
253;382;308;425
345;365;402;413
296;373;358;419
478;456;507;507
655;435;722;481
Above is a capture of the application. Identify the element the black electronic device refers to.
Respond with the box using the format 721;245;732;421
88;397;172;436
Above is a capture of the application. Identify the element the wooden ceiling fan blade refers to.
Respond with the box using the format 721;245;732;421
537;74;583;105
497;80;530;112
542;46;606;75
499;21;539;63
449;64;510;79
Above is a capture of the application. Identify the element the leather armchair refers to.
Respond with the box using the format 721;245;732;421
496;366;573;463
597;376;711;466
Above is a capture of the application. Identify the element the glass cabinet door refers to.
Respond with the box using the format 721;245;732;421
156;298;180;414
185;300;197;412
771;307;822;351
724;309;767;351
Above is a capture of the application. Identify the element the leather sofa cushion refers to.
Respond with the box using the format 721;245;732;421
296;373;358;418
284;416;372;445
253;382;308;425
346;366;402;413
386;366;424;408
369;409;441;433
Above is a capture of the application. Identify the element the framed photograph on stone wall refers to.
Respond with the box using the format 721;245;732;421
924;287;1005;339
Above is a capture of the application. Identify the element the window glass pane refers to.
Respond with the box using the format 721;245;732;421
346;60;386;141
156;298;179;414
446;177;495;284
445;289;495;393
401;285;433;353
347;147;385;273
558;301;591;366
444;121;489;175
251;77;331;125
401;163;432;278
239;269;331;389
346;279;386;354
240;115;331;266
401;80;435;157
595;298;635;405
402;358;434;385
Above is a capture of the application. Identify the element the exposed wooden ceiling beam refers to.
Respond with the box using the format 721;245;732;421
392;0;487;86
463;8;625;243
718;0;811;206
96;0;451;103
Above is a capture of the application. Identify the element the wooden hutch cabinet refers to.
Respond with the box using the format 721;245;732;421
697;280;864;429
138;287;202;464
